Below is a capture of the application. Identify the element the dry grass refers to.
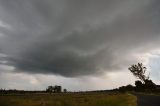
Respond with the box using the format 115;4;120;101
0;92;137;106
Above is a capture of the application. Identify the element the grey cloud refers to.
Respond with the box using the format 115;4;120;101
0;0;160;77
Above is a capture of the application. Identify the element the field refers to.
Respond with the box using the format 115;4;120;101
0;92;137;106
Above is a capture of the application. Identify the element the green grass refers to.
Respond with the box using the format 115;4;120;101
0;92;137;106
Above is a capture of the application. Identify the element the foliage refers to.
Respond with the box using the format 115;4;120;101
144;79;156;89
129;63;157;92
128;63;149;83
63;89;67;92
135;80;144;91
119;85;135;92
135;80;143;87
46;85;62;93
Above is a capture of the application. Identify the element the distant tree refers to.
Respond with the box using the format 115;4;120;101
46;85;62;93
144;79;156;89
128;63;149;83
135;80;143;87
54;85;62;93
135;80;144;91
125;84;134;91
129;63;157;91
63;89;67;93
46;86;54;93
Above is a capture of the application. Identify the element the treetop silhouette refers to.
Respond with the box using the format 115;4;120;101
128;63;149;83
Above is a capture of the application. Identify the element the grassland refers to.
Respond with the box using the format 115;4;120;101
0;92;137;106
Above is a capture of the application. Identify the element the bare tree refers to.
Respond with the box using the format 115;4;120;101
128;63;149;83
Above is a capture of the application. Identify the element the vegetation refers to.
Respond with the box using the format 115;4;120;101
0;92;137;106
116;62;160;93
128;63;157;92
46;85;62;93
128;63;149;83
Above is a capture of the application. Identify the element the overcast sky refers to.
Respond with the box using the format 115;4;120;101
0;0;160;91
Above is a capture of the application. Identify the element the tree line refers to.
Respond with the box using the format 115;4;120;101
0;85;67;95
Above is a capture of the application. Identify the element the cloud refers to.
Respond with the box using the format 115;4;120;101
0;0;160;77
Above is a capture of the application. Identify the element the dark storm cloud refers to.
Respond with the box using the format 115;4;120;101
0;0;160;77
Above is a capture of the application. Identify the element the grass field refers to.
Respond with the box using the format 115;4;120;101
0;92;137;106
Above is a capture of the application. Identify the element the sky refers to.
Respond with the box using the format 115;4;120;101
0;0;160;91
